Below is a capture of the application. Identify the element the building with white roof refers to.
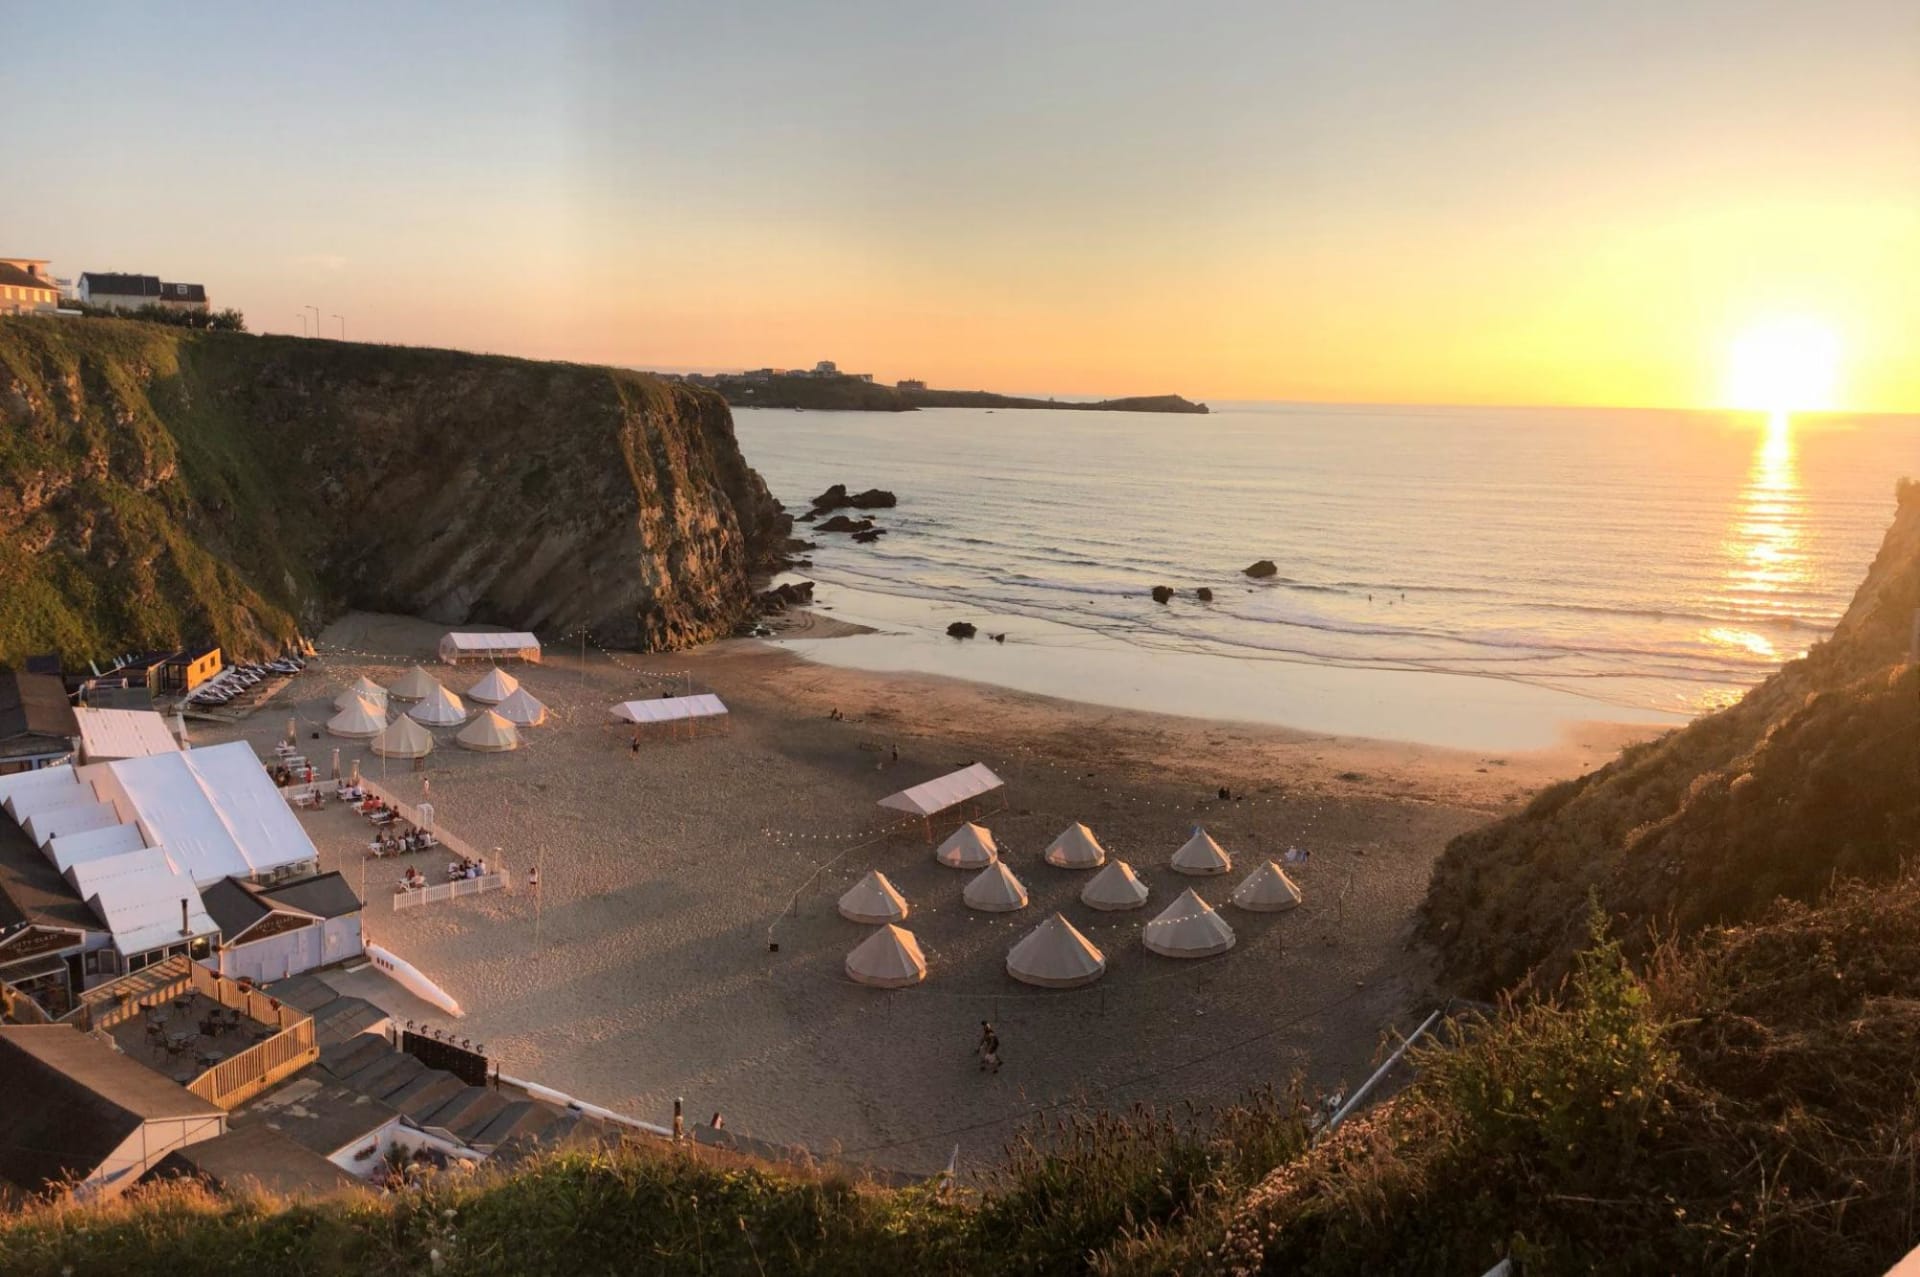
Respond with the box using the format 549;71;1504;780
72;708;181;764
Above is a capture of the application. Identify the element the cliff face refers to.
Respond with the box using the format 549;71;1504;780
0;318;789;664
1425;479;1920;995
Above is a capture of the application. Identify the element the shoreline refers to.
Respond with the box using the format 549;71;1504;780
207;612;1665;1174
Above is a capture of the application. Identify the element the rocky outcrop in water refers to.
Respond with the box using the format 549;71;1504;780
0;318;791;662
810;484;897;512
1244;560;1278;578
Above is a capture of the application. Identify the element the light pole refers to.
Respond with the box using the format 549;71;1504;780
332;314;346;340
295;313;308;337
306;304;322;338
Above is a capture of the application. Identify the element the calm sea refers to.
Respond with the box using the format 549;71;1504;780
736;404;1919;735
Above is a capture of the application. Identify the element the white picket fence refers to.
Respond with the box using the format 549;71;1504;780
393;870;512;910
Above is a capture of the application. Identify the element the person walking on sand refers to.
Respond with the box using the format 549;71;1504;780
978;1021;1002;1074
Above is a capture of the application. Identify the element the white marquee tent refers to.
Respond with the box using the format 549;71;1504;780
439;631;542;664
46;821;148;874
1143;888;1237;958
408;684;469;727
466;668;520;705
609;694;728;725
935;822;998;869
492;687;549;728
1044;822;1107;870
23;800;119;849
0;765;82;817
1081;860;1151;911
386;666;444;702
327;695;387;740
963;861;1029;912
371;715;434;760
845;924;927;988
1231;861;1304;912
838;870;910;924
82;858;217;957
1006;914;1106;988
5;776;89;823
73;708;180;764
1171;827;1232;876
334;677;388;712
456;710;521;753
879;763;1004;820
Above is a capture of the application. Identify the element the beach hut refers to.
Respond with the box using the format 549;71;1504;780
1080;859;1150;911
838;870;910;924
1171;826;1232;876
935;822;998;869
963;861;1029;912
370;715;433;760
492;687;549;728
1231;860;1303;912
466;668;520;705
386;665;443;702
1043;822;1107;869
1143;888;1236;958
1006;914;1106;988
407;684;468;727
334;677;388;712
845;924;927;988
326;695;386;741
456;710;521;753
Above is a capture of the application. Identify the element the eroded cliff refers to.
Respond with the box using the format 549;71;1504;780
0;318;789;663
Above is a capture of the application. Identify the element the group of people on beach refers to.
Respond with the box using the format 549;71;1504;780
369;827;435;858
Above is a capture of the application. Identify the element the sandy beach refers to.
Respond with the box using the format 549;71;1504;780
200;611;1656;1175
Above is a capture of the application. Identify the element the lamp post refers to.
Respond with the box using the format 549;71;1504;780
332;314;346;340
295;313;307;337
306;304;322;338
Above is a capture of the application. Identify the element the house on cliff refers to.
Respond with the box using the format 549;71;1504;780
78;272;209;313
0;258;58;315
0;671;79;774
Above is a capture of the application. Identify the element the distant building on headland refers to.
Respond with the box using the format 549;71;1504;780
0;258;59;315
896;379;926;391
78;272;210;314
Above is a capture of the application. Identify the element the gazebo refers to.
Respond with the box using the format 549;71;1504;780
878;763;1005;841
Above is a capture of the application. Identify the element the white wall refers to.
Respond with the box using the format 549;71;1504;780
218;924;322;984
90;1113;226;1199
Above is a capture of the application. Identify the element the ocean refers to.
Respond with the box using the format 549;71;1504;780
735;404;1920;750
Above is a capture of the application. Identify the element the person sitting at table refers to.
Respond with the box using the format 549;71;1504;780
474;856;488;878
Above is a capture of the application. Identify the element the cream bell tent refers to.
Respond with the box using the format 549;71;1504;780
936;823;998;869
371;715;434;760
1081;859;1150;911
386;665;443;702
1231;860;1303;912
493;688;549;728
838;870;910;924
334;677;388;712
1044;822;1107;869
408;684;468;728
1144;887;1236;958
963;861;1029;912
845;924;927;988
1007;914;1106;988
456;710;521;753
466;668;521;705
326;695;387;741
1171;826;1232;876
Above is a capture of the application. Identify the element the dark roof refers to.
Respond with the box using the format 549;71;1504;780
80;272;161;298
0;672;78;742
0;818;96;933
265;973;343;1014
0;1026;223;1196
169;646;220;665
23;656;62;677
199;878;278;939
261;872;361;920
160;282;207;303
150;1124;364;1199
309;995;385;1047
0;263;55;292
237;1077;396;1158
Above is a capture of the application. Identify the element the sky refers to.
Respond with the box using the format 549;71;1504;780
7;1;1920;409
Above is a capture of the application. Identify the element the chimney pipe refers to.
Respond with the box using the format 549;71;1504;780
180;898;190;936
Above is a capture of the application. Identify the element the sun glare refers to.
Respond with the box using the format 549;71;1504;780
1724;316;1842;415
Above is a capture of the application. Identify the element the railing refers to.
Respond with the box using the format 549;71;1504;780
0;983;53;1025
77;955;195;1031
186;960;308;1031
394;869;512;910
361;779;491;867
187;1013;317;1109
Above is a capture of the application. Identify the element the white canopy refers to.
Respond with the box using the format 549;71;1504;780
82;858;215;956
408;684;469;727
66;844;175;899
838;870;910;924
327;695;387;740
935;822;998;869
0;765;82;818
609;694;728;725
371;715;434;759
439;631;542;663
23;800;119;848
492;687;549;727
1231;861;1304;912
1143;887;1237;958
386;665;444;702
46;821;148;873
334;677;388;711
1044;822;1107;869
845;924;927;988
1081;860;1150;911
963;861;1029;912
466;668;520;704
77;741;320;886
73;708;180;763
1171;827;1232;876
456;710;521;752
6;778;89;823
1006;914;1106;988
878;763;1004;819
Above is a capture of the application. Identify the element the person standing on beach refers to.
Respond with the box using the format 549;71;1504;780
978;1021;1002;1073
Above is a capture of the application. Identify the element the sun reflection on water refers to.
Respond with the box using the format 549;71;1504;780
1710;411;1809;663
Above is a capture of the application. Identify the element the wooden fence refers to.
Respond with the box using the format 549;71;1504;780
393;869;512;910
187;1013;317;1109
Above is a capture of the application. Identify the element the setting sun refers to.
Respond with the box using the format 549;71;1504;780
1724;316;1843;414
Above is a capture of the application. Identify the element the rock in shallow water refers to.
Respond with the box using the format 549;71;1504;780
1244;560;1278;578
